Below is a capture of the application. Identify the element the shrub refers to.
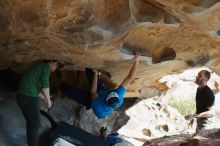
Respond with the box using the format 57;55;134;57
168;98;196;116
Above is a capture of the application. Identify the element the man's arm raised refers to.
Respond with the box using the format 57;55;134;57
90;70;99;101
121;53;140;89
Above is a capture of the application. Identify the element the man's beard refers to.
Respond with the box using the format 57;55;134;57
195;78;203;85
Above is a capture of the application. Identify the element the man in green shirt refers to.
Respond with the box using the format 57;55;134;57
16;60;58;146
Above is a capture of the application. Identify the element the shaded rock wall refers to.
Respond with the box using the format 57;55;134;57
1;67;220;146
1;0;220;97
143;129;220;146
0;91;187;146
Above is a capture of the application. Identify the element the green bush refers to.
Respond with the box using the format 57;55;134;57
168;98;196;116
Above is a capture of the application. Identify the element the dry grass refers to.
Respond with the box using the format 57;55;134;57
168;98;196;116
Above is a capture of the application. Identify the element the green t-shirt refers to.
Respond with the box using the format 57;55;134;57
18;62;51;97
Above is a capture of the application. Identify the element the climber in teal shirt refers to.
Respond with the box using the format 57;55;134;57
91;53;140;119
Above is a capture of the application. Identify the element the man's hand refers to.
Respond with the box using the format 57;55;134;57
39;93;51;109
93;69;98;76
214;81;219;90
43;97;52;112
134;52;140;62
46;98;52;109
185;114;195;121
90;69;99;101
188;118;194;128
41;88;53;110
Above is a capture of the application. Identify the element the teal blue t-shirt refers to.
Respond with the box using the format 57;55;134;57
91;85;126;119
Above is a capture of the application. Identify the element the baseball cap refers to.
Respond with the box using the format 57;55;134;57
105;91;120;108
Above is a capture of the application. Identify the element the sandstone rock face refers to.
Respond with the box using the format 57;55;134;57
1;0;220;97
143;129;220;146
117;98;189;146
1;1;220;146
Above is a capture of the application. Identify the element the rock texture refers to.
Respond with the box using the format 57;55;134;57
1;67;220;146
1;1;220;146
143;129;220;146
1;0;220;97
0;92;188;146
0;92;80;146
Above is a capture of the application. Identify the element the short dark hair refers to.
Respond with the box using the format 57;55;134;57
105;91;120;108
43;60;58;63
106;97;119;108
201;70;211;80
